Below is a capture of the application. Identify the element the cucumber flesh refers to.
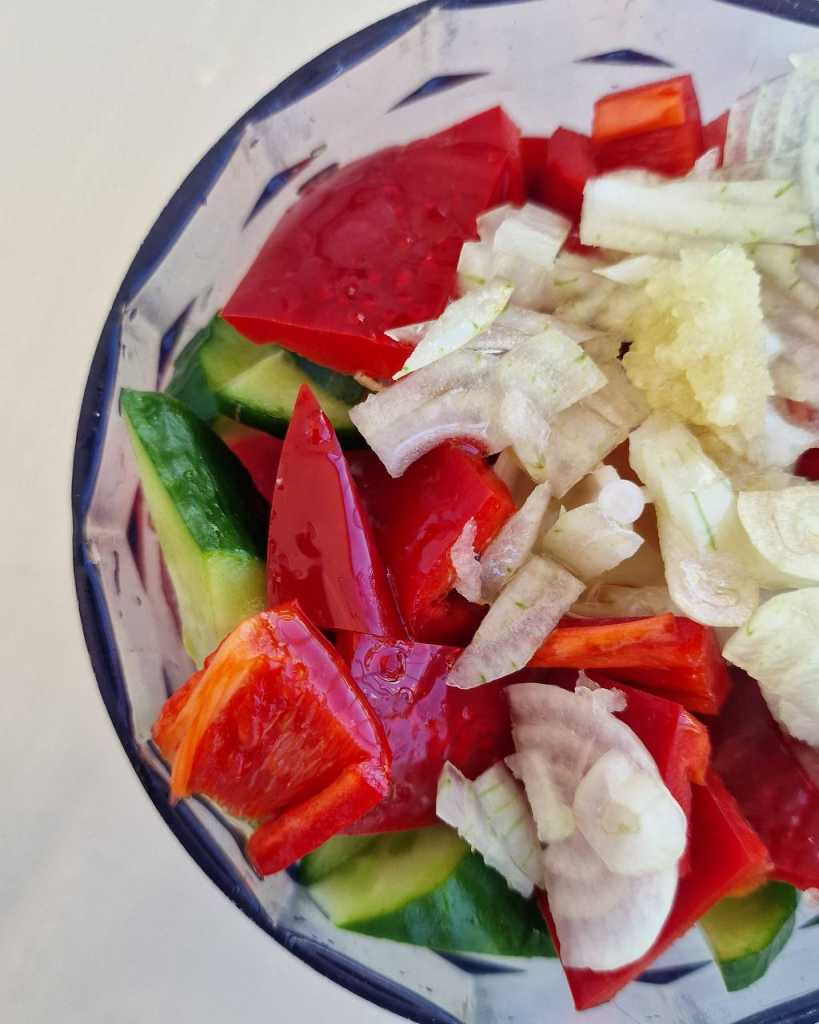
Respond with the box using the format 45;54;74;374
307;826;555;957
298;835;377;886
121;389;267;665
700;881;798;992
168;318;365;440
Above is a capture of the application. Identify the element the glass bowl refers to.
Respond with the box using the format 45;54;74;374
72;1;819;1021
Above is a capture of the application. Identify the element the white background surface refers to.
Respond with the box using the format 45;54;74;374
1;2;406;1021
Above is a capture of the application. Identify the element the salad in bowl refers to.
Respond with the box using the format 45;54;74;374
114;53;819;1013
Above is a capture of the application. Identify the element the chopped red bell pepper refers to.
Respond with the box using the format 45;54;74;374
712;672;819;890
349;444;514;645
152;602;391;874
529;615;732;714
797;448;819;481
540;770;770;1010
539;127;597;221
592;75;704;177
703;110;729;166
223;108;523;379
213;419;282;502
520;135;549;200
266;387;405;637
335;632;513;833
425;106;525;205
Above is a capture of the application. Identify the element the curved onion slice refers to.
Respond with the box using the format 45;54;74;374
473;762;543;886
573;750;687;876
493;448;536;508
447;556;583;688
724;588;819;747
571;583;675;620
541;505;643;582
737;485;819;582
480;483;556;602
436;761;540;896
451;518;483;604
506;748;575;844
394;279;513;379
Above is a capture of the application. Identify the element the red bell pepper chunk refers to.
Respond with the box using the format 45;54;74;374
712;672;819;890
540;770;769;1010
539;127;597;221
336;632;513;834
703;110;729;166
213;419;282;502
425;106;526;205
529;615;732;714
151;602;391;874
349;444;515;645
592;75;704;177
266;387;405;637
797;448;819;480
520;135;549;200
223;108;522;379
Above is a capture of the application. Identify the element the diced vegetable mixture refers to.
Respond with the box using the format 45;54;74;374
122;58;819;1010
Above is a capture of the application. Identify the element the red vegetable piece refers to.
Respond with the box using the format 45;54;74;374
336;632;513;833
425;106;525;205
520;135;549;200
223;109;522;379
530;615;731;714
703;110;729;166
797;448;819;481
349;444;514;645
215;420;282;501
712;672;819;890
266;387;405;637
593;75;704;177
151;602;391;874
540;770;770;1010
540;127;597;221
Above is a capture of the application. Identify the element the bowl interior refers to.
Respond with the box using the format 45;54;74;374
73;2;819;1021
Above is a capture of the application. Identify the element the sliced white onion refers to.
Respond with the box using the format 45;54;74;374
594;255;670;285
506;748;576;844
385;320;433;344
451;518;483;604
394;279;513;379
493;448;536;508
477;203;517;243
436;762;538;896
480;483;556;602
541;505;644;582
571;584;675;620
492;203;572;270
724;588;819;747
737;485;819;582
447;556;583;688
473;762;544;886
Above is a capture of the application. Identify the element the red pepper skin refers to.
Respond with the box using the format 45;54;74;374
702;110;729;165
797;448;819;481
593;75;704;177
266;387;405;637
712;673;819;890
349;444;514;645
215;420;282;502
539;128;597;221
223;109;522;379
539;770;770;1010
336;633;514;833
152;602;391;874
530;615;731;714
520;136;549;200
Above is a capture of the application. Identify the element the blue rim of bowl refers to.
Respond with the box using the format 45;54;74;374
71;2;819;1023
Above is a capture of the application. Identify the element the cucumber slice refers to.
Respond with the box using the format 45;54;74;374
307;826;555;957
168;317;365;442
298;835;376;886
700;881;798;992
121;389;267;666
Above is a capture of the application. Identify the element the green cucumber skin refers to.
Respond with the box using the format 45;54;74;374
298;836;377;886
168;318;365;442
701;882;798;992
345;851;555;958
121;389;267;556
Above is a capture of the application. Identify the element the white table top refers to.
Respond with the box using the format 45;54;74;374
2;3;404;1020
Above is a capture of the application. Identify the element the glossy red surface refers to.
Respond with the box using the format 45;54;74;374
796;447;819;481
520;135;549;199
266;387;405;636
712;673;819;889
702;110;729;165
349;444;514;645
540;771;770;1010
222;108;522;378
151;602;390;873
218;422;282;501
539;127;597;220
336;632;513;833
